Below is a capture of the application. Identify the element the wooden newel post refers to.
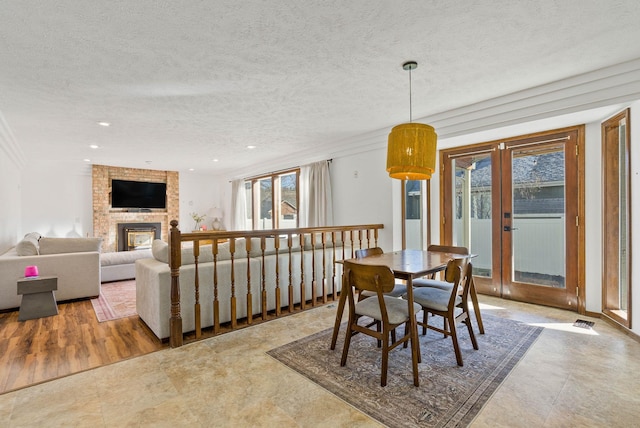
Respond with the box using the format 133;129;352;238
169;220;183;348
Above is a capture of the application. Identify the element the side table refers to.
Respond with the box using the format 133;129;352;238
17;276;59;321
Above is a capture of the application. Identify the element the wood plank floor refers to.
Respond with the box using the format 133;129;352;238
0;298;165;395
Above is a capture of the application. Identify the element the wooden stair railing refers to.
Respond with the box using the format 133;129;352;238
168;221;383;347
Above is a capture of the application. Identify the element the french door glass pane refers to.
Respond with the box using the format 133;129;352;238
405;180;423;250
618;122;629;310
511;145;565;288
452;153;492;277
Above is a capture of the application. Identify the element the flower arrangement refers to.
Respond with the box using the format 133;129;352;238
190;212;206;230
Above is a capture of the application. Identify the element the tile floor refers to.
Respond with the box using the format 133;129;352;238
1;296;639;427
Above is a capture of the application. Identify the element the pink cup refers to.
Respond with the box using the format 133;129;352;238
24;265;39;277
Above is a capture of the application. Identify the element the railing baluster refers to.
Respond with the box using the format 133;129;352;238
288;234;294;313
311;232;317;306
213;239;220;334
274;236;281;316
299;233;306;310
193;241;201;339
246;237;253;325
321;232;327;304
230;238;237;329
261;237;267;320
331;231;337;301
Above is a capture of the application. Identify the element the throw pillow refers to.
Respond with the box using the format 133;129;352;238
15;234;39;256
152;239;169;263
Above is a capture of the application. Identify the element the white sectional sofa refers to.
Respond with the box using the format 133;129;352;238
0;233;102;311
136;236;345;340
100;249;152;282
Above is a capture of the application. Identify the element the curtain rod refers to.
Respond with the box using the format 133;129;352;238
229;159;332;183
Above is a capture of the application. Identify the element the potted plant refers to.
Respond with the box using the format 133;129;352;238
190;212;206;231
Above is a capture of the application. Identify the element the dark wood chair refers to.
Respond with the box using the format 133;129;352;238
355;247;407;299
329;247;406;350
407;258;479;366
340;260;421;386
413;244;485;334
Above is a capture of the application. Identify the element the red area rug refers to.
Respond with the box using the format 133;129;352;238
91;280;137;322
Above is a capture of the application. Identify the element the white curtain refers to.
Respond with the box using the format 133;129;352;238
299;160;333;227
230;179;247;230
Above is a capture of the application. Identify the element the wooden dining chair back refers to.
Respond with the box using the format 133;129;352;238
329;247;406;351
413;244;485;335
407;258;479;366
355;247;384;258
355;247;407;299
340;260;421;386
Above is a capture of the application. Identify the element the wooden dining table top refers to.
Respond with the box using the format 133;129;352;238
340;249;472;280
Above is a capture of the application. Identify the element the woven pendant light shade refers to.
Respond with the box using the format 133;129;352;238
386;122;437;180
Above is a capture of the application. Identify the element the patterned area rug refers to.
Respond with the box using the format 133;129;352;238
268;314;542;427
90;280;137;322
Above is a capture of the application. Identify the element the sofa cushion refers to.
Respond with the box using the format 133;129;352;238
152;239;217;265
152;239;169;263
38;237;102;255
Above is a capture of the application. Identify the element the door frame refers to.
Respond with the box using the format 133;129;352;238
439;125;586;313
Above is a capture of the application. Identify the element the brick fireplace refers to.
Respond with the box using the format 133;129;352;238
92;165;179;253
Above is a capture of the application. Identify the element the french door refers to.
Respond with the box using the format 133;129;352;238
441;127;584;311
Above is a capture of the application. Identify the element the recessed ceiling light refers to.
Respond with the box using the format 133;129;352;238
212;159;219;162
89;144;99;149
247;145;256;149
189;168;195;171
83;159;91;162
97;121;111;127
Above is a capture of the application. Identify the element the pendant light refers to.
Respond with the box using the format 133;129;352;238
386;61;437;180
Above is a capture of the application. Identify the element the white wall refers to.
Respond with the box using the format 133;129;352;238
178;172;222;232
330;149;394;252
20;161;93;238
630;101;640;333
0;149;22;253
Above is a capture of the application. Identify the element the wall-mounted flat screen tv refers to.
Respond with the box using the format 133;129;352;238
111;179;167;209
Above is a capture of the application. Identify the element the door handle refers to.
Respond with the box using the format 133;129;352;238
503;226;519;231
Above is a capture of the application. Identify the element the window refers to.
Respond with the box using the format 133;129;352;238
246;169;299;230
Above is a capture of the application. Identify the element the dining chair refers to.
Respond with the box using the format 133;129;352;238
413;244;485;334
354;247;407;346
355;247;407;299
340;260;421;387
329;247;406;351
406;258;479;366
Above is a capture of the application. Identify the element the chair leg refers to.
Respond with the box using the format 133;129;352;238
449;316;464;366
422;310;428;335
330;287;348;350
381;329;390;387
340;317;355;366
465;316;479;350
469;276;485;334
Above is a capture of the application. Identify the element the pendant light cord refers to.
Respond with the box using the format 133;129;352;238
409;67;413;123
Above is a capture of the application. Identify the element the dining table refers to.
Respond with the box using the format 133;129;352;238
330;249;478;373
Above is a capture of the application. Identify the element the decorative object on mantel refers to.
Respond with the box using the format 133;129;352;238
386;61;438;181
190;212;206;231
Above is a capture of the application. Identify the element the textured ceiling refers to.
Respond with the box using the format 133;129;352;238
1;1;640;176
